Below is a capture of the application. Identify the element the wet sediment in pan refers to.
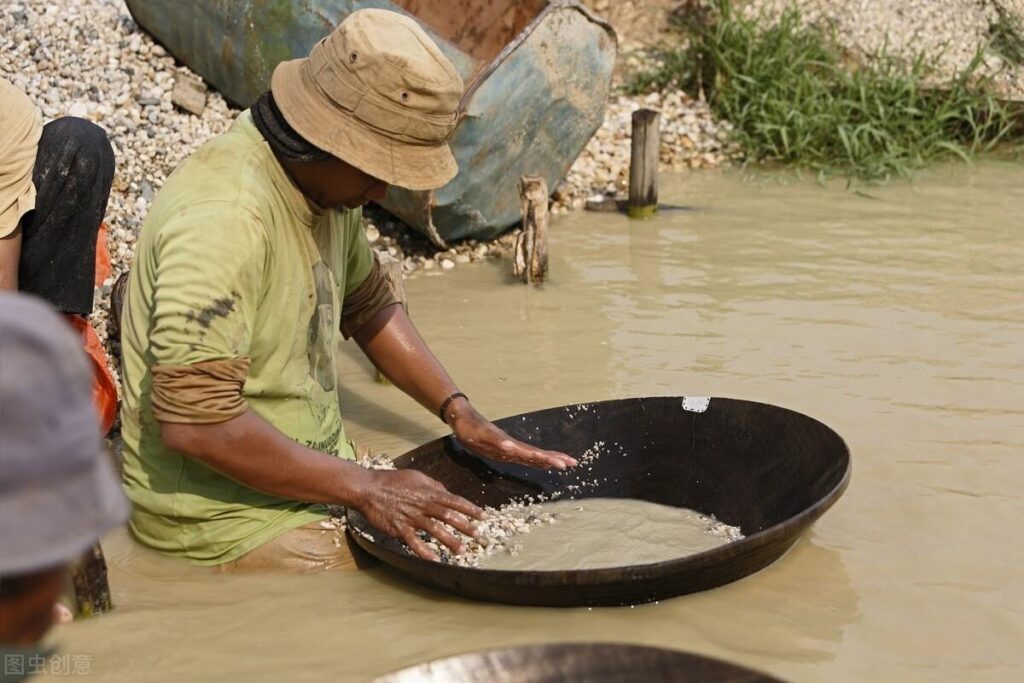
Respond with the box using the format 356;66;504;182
347;396;851;607
367;496;746;570
476;498;745;572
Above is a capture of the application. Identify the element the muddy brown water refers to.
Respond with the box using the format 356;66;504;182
44;164;1023;681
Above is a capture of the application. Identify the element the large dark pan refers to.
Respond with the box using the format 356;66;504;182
347;397;851;606
373;643;784;682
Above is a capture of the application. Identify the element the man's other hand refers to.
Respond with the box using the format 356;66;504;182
447;402;578;471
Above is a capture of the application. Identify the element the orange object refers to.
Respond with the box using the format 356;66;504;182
95;221;112;286
65;314;118;435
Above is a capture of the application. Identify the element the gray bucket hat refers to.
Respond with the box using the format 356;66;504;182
0;293;129;575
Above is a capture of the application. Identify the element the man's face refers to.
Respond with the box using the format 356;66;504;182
308;158;390;210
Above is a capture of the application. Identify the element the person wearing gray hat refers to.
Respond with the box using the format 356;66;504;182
0;292;129;654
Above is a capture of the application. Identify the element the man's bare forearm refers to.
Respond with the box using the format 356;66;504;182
159;405;486;561
159;409;373;507
354;304;465;420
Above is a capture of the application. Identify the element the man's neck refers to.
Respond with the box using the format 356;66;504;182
272;151;325;212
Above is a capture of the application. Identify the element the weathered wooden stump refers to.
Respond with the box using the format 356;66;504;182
513;176;549;284
70;543;113;617
628;109;661;219
375;252;408;385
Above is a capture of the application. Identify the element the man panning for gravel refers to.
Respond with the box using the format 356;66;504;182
118;9;577;571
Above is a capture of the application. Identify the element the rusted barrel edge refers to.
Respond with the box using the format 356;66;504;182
460;1;619;110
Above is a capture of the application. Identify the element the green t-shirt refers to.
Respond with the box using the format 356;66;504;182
119;112;374;565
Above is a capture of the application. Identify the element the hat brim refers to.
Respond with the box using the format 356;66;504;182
0;445;130;575
272;59;459;192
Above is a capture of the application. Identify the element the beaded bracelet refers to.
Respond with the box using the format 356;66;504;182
438;392;468;423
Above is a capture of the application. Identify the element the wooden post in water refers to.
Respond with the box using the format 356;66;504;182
70;543;113;617
513;176;549;284
375;252;408;385
628;109;660;219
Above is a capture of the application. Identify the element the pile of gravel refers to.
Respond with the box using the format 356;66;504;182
743;0;1024;99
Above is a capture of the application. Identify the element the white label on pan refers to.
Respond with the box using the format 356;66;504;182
682;396;711;413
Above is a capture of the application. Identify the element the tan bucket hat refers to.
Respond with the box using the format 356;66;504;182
0;77;42;238
271;9;464;192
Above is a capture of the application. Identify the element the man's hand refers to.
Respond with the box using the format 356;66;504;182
355;469;485;561
447;400;578;471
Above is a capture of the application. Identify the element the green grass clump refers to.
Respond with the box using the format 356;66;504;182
626;0;1020;181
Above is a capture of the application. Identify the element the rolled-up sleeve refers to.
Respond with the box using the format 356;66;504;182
151;358;252;424
340;256;400;338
